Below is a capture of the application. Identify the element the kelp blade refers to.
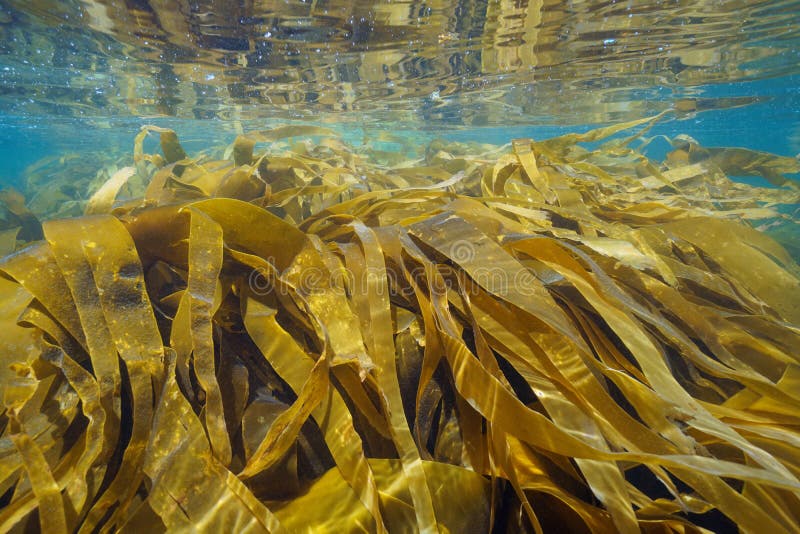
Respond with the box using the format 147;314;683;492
0;119;798;533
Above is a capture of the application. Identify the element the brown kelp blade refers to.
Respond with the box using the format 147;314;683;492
1;119;799;533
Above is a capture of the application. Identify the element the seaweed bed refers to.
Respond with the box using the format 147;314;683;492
0;116;800;533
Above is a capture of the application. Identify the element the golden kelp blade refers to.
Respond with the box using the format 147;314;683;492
0;119;799;533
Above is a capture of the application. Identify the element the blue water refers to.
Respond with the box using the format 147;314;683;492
3;74;799;189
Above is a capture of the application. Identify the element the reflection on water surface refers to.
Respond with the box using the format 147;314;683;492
1;0;799;124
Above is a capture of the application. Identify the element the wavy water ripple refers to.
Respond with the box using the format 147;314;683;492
0;0;798;125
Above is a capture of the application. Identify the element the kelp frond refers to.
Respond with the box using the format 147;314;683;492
0;118;799;532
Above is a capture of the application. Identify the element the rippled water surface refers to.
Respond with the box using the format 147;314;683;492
1;0;799;125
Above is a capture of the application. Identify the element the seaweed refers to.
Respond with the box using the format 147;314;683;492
0;118;799;533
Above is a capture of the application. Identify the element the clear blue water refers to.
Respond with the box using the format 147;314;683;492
3;74;799;186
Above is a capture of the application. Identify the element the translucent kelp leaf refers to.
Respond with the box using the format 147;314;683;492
9;431;67;534
85;166;136;215
2;118;799;533
243;125;339;144
172;208;231;465
670;139;800;188
0;277;39;404
242;273;389;532
272;459;490;533
140;352;284;533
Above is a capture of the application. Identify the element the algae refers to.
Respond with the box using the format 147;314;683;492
0;118;798;532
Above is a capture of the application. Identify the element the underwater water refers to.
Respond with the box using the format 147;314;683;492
1;1;800;533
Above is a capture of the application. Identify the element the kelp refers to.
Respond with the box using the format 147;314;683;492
0;117;799;533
